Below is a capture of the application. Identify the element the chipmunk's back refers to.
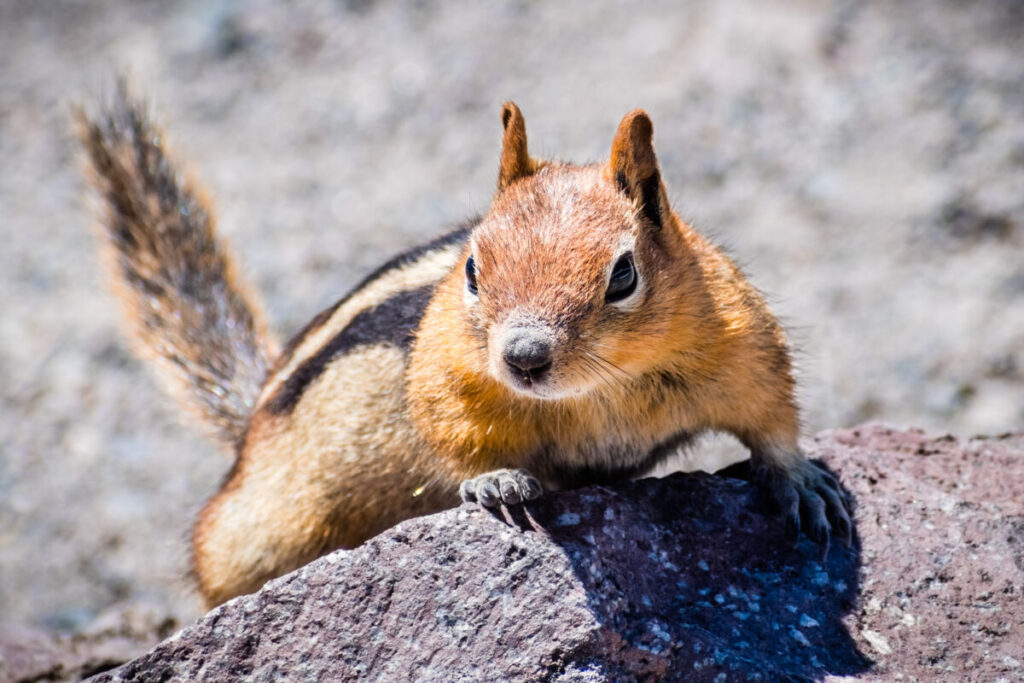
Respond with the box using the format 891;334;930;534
258;224;474;414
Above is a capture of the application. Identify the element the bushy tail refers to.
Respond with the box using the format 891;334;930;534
76;83;276;448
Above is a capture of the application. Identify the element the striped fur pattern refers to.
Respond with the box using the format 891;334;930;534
194;230;470;604
78;84;275;447
80;94;850;607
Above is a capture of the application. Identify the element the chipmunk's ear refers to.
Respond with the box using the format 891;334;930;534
607;109;667;230
497;102;537;191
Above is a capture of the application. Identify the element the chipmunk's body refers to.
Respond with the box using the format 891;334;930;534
79;88;850;607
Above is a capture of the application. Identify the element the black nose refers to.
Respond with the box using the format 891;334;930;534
502;331;553;383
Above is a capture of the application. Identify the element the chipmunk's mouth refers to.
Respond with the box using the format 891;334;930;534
507;361;552;386
498;356;556;398
501;371;566;399
495;355;593;400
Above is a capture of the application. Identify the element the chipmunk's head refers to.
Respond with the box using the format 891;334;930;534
462;103;701;400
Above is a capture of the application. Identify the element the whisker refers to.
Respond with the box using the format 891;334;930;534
580;354;614;392
589;349;630;380
582;351;625;393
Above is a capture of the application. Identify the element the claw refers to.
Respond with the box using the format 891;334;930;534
817;532;831;563
751;459;853;554
521;474;543;501
801;489;827;538
758;465;801;539
816;481;853;546
782;492;801;541
460;468;544;509
803;491;831;553
478;478;501;507
500;478;523;505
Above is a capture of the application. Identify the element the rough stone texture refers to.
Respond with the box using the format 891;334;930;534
825;424;1024;680
79;424;1023;681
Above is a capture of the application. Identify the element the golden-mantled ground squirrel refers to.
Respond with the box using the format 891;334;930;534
78;86;851;608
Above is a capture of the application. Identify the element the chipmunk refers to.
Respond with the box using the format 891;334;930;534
78;86;851;608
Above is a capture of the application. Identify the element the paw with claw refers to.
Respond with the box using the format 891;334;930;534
460;468;543;507
753;459;852;554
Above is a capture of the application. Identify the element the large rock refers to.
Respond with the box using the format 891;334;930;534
86;424;1023;681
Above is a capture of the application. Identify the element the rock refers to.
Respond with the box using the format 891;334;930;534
86;424;1023;681
822;424;1024;680
0;606;179;682
0;625;69;682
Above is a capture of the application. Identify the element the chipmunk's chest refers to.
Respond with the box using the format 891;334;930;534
525;427;697;490
455;368;705;489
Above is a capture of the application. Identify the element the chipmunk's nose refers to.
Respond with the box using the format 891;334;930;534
502;330;553;384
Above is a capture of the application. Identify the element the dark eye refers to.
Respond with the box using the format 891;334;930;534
605;253;637;303
465;256;478;295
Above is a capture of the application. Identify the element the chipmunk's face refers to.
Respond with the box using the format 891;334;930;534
464;166;674;400
454;103;693;401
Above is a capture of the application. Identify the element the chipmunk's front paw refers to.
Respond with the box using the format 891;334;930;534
753;459;852;554
460;469;543;507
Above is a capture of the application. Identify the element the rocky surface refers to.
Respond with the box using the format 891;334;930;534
0;607;178;682
1;0;1022;633
830;425;1024;680
62;425;1019;681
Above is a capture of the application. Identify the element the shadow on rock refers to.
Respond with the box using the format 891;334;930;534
515;466;871;680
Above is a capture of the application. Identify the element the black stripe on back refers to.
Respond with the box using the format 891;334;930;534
271;298;344;374
271;221;475;373
265;284;436;414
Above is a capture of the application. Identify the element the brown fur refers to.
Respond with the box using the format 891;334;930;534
497;102;540;191
408;166;801;479
77;83;276;447
81;91;846;608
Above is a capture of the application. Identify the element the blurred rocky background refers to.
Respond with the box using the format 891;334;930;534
0;0;1021;652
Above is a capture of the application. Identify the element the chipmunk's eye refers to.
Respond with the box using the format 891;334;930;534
465;256;479;296
605;252;637;303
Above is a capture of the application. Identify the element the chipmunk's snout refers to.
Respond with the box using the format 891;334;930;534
502;329;553;385
490;319;567;397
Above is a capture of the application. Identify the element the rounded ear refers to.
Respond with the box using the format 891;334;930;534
607;109;666;229
497;102;537;191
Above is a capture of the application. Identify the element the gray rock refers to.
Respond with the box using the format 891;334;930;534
83;424;1022;681
0;606;178;682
